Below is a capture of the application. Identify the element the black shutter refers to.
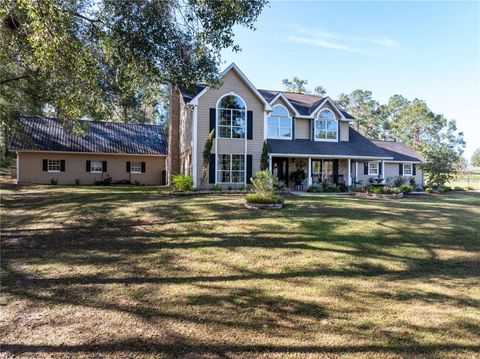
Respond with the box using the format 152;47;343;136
141;162;146;173
209;108;216;136
209;153;215;184
291;117;295;139
43;159;48;171
413;164;416;176
126;161;131;173
60;160;65;172
333;159;339;183
247;111;253;140
338;121;341;142
311;118;315;140
86;160;91;172
246;155;252;184
399;164;403;175
364;162;368;175
102;161;107;172
379;162;383;176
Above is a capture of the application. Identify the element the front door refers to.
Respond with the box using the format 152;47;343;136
272;157;289;183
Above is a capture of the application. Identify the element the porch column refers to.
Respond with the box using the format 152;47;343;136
307;157;312;186
268;155;272;172
355;161;359;182
381;160;385;181
347;158;352;186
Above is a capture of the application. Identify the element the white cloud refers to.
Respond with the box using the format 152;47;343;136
286;36;362;53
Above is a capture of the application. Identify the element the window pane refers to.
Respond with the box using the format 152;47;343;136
232;127;244;138
319;109;335;119
218;171;230;183
91;161;103;172
279;117;291;128
316;129;326;139
232;171;244;183
268;127;278;138
131;162;142;173
316;120;327;130
271;105;289;117
327;121;337;131
219;110;230;126
313;161;321;174
279;127;291;138
219;126;231;138
268;117;278;127
220;95;245;110
326;130;336;139
232;155;245;170
219;155;230;171
232;110;245;127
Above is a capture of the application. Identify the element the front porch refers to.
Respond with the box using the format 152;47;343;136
269;156;386;191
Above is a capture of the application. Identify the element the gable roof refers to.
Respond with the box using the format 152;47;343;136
10;117;167;155
372;140;425;162
183;63;272;110
267;128;393;159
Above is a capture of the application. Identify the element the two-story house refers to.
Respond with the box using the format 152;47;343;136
174;63;424;189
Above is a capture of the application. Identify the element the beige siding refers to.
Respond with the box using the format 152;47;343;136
18;152;166;185
195;69;265;188
340;122;350;141
179;100;193;154
355;161;423;185
295;119;311;140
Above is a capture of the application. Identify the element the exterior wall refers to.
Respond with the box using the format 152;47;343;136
168;86;181;183
17;152;166;185
340;122;349;141
295;118;311;140
355;161;423;186
179;99;193;154
180;149;192;176
195;69;265;188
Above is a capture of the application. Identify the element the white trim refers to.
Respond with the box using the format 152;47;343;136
269;92;301;116
16;153;19;183
355;161;359;180
192;105;198;188
381;160;385;178
268;154;272;172
314;109;339;142
310;97;348;120
384;160;422;164
216;153;246;184
189;63;272;111
307;157;312;186
15;150;166;157
90;160;103;174
130;161;142;174
263;111;268;141
347;158;352;186
402;163;413;176
268;153;394;160
267;104;293;140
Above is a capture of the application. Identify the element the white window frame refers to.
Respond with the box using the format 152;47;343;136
131;162;142;174
368;162;379;176
267;104;292;140
403;163;413;176
217;95;246;140
90;160;103;174
47;160;61;173
314;109;338;142
217;154;245;184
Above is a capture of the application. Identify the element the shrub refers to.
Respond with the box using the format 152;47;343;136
50;178;58;185
172;175;194;192
75;179;80;186
440;185;453;192
438;187;445;193
246;193;284;204
337;183;348;192
409;177;416;187
371;187;383;195
212;184;221;192
425;187;434;193
399;185;413;194
464;186;475;190
393;176;407;187
454;186;465;191
414;186;424;192
250;170;274;196
307;183;324;193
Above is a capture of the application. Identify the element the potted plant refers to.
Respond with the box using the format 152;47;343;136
290;168;306;186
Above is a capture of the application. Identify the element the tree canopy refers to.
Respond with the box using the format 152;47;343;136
471;148;480;167
0;0;267;129
282;76;327;96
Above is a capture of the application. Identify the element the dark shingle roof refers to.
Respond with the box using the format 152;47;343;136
372;140;425;162
267;128;393;158
10;117;167;155
180;84;207;103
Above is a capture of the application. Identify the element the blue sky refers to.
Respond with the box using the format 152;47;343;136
220;1;480;161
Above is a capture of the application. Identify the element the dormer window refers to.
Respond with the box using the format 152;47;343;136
315;109;338;142
217;95;246;139
268;105;292;139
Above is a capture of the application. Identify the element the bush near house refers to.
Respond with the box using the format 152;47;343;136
246;170;284;204
172;175;194;192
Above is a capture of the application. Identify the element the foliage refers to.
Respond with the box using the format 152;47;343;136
289;169;306;183
422;146;461;187
172;175;193;192
371;187;383;195
464;185;475;190
440;185;453;192
471;148;480;167
425;187;434;193
0;0;267;132
201;129;215;185
400;185;413;194
250;170;275;197
392;176;407;187
50;178;58;185
409;177;416;187
246;193;284;205
260;141;269;171
212;184;221;192
307;182;339;193
454;186;465;191
282;77;308;93
313;86;327;96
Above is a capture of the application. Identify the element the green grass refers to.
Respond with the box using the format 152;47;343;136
1;184;479;358
449;173;480;190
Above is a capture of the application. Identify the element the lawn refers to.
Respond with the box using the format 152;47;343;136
1;184;479;358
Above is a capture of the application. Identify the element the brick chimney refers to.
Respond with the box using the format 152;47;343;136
167;84;181;185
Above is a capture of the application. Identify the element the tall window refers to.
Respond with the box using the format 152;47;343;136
217;95;246;139
268;105;292;139
315;109;337;141
368;162;379;176
403;164;413;176
217;154;245;183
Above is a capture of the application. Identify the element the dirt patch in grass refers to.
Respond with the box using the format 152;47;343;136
1;184;479;358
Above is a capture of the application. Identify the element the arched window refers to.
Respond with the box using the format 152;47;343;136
268;105;292;139
315;109;338;141
217;95;246;139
